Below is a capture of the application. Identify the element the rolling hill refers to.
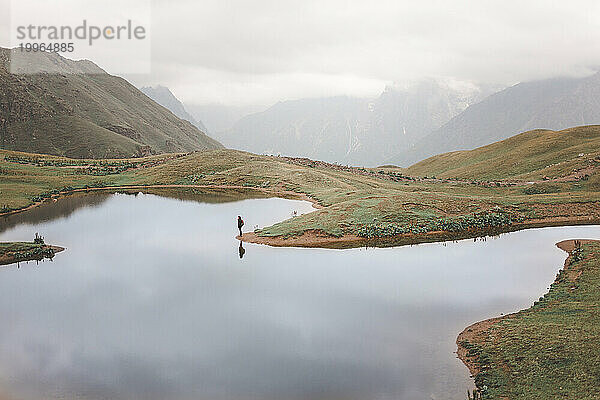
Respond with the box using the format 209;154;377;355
405;125;600;181
392;72;600;166
0;48;223;158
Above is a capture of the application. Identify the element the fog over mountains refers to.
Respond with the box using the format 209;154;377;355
186;103;263;134
147;70;600;168
140;85;208;133
209;79;498;166
390;71;600;166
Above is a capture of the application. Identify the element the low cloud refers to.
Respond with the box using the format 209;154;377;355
4;0;600;106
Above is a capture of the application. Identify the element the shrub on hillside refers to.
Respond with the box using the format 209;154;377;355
522;183;561;195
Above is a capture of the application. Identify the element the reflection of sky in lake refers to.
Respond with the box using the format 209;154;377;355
0;192;598;400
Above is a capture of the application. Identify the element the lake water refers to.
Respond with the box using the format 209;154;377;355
0;191;598;400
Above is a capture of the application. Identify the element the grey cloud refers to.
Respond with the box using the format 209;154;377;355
130;0;600;105
4;0;600;105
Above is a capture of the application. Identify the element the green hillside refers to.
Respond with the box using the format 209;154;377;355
406;126;600;181
0;48;223;158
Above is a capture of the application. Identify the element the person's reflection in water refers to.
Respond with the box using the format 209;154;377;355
238;241;246;259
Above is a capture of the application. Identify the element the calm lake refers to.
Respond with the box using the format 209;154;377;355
0;191;598;400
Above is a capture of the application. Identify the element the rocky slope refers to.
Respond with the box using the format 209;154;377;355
0;48;222;158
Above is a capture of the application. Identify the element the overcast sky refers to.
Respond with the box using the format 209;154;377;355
3;0;600;106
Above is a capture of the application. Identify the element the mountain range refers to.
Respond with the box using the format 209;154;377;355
211;79;497;166
186;103;263;134
391;72;600;166
188;71;600;168
0;48;222;159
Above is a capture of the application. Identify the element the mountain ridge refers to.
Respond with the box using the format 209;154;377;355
217;79;496;166
0;48;223;158
140;85;209;133
391;72;600;166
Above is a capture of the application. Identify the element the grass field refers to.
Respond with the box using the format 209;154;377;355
458;240;600;399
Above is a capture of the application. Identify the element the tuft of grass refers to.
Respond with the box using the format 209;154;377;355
522;183;562;195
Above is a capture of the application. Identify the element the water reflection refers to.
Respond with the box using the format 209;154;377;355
239;240;246;259
0;192;597;400
140;187;277;204
0;187;281;235
0;193;112;234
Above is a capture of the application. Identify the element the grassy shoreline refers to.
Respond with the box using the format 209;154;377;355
3;178;600;249
240;216;600;248
0;184;318;217
457;239;600;399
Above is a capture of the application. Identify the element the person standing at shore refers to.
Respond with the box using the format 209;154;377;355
237;216;244;236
